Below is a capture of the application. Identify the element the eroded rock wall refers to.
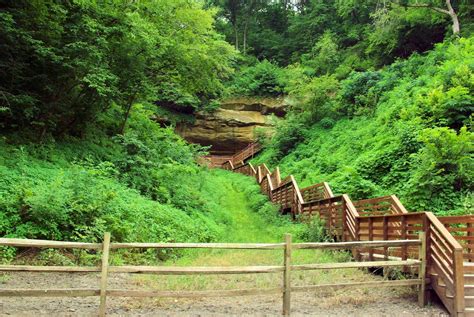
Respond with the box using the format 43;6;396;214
176;97;287;155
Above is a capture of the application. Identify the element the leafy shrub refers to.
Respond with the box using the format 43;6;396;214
301;31;340;75
228;60;285;96
332;167;382;201
298;216;331;242
269;115;307;160
405;126;473;212
287;74;340;123
340;71;383;116
320;118;335;129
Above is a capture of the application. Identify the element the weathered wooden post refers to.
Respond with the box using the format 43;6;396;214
99;232;111;317
283;233;292;316
418;232;426;307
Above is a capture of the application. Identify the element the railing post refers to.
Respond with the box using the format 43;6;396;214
369;218;374;261
342;199;347;242
454;248;465;316
283;233;292;316
422;213;432;304
355;218;361;260
383;217;388;260
418;232;426;307
468;222;473;262
99;232;111;317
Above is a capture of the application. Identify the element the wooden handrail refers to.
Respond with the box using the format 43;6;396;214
324;182;334;198
290;176;304;206
0;238;102;249
248;162;257;176
229;142;263;166
343;194;359;218
426;212;465;315
426;212;463;251
391;195;409;214
355;211;426;219
271;167;281;187
261;163;271;177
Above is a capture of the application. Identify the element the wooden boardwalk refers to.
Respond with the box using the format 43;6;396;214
220;142;473;317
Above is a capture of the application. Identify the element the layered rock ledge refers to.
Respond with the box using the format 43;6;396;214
176;97;287;155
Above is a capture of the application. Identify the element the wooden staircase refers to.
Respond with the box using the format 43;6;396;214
464;264;474;316
218;142;473;316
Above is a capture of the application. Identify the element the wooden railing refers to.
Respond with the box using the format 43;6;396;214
353;195;408;217
0;234;426;316
357;212;425;261
438;214;474;262
200;155;233;168
300;195;359;241
231;142;262;165
426;212;465;315
220;142;470;316
300;182;334;203
221;160;234;171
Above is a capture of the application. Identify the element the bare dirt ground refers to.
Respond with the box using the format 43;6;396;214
1;272;448;316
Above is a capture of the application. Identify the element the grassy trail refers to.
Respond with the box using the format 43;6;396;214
136;173;367;292
129;172;421;315
217;181;281;243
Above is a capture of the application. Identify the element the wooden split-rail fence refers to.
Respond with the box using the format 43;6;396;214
0;234;426;316
219;142;474;317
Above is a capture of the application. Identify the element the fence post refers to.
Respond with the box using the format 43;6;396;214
283;233;292;316
99;232;111;317
418;232;426;307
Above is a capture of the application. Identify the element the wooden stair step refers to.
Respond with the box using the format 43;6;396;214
465;263;474;273
465;308;474;317
445;288;454;298
465;296;474;307
438;279;447;288
466;285;474;296
465;274;474;284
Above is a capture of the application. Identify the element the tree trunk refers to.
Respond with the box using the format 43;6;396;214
235;26;239;51
243;20;248;54
119;95;136;135
445;0;460;35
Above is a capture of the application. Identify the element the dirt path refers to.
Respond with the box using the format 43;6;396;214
1;272;448;316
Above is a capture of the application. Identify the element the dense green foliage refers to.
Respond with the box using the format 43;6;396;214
0;0;472;264
0;0;235;135
215;1;473;63
253;38;473;214
216;0;472;97
0;107;299;261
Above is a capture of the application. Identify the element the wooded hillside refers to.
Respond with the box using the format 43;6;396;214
0;0;472;249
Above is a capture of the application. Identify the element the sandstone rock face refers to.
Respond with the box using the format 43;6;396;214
176;97;287;155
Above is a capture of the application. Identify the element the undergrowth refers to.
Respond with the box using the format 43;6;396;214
252;38;473;214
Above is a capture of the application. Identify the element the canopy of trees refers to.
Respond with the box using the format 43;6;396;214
209;0;473;66
0;0;235;136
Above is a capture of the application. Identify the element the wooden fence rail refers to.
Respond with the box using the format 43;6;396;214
0;234;425;316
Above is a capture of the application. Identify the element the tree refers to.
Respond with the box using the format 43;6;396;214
390;0;461;35
0;0;235;136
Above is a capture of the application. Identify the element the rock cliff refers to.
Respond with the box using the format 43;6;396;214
176;97;287;155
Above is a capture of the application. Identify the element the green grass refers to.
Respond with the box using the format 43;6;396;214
132;171;385;295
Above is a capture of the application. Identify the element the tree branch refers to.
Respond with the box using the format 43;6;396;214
388;0;460;34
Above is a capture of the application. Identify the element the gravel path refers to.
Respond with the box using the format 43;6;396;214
1;272;448;316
